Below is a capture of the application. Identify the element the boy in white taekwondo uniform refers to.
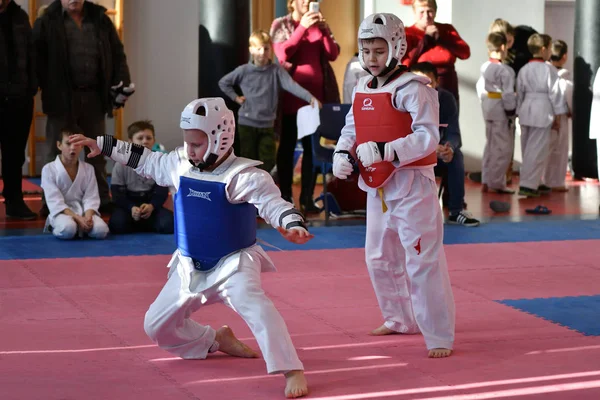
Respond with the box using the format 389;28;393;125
332;13;455;358
516;33;567;197
41;126;109;240
70;98;311;399
476;32;517;194
543;40;573;191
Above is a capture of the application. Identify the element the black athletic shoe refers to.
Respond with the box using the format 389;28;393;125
448;211;480;227
6;201;37;220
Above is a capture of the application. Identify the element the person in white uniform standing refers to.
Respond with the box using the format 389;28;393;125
476;32;517;194
41;125;109;240
543;40;573;192
333;13;455;358
516;33;567;197
70;97;312;399
590;66;600;190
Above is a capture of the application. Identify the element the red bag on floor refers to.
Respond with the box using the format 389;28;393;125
325;172;367;212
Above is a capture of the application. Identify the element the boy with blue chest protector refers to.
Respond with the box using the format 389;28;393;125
70;97;311;399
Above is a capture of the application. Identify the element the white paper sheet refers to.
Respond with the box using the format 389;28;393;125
296;103;321;140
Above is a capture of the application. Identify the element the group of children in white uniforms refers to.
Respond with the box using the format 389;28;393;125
477;22;572;197
64;11;457;399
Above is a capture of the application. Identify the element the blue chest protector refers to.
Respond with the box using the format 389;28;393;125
174;175;257;271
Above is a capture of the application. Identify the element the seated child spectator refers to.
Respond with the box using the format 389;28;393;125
109;120;175;234
41;125;109;240
410;62;480;226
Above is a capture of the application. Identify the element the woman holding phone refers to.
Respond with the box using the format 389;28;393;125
270;0;340;214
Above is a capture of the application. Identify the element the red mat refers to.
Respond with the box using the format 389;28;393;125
0;178;42;194
1;244;600;400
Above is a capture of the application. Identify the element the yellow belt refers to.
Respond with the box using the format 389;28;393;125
378;188;388;213
487;92;502;99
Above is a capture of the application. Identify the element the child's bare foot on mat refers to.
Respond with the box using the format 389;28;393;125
369;324;398;336
284;370;308;398
215;326;259;358
428;348;452;358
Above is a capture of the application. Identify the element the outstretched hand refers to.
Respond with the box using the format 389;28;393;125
277;227;314;245
69;134;101;158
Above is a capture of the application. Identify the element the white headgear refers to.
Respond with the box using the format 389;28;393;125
358;13;407;76
180;98;235;168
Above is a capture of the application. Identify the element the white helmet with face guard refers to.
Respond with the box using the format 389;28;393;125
180;98;235;169
358;13;407;76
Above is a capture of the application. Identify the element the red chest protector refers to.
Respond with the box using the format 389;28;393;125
353;73;437;188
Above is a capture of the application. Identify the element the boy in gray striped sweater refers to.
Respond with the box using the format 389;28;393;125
219;30;320;173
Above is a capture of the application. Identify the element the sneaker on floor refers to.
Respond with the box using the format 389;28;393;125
448;211;480;227
537;185;551;194
5;201;37;220
518;186;540;197
490;187;515;194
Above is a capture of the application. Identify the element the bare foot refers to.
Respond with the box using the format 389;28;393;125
428;348;453;358
284;370;308;398
369;324;398;336
214;325;259;358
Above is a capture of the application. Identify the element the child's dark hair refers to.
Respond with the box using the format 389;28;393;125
127;119;155;140
550;40;568;62
487;32;507;52
409;62;438;79
60;124;83;139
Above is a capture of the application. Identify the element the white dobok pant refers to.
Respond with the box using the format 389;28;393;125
482;119;514;190
520;125;552;190
51;214;109;240
143;259;304;374
544;117;570;188
365;174;456;350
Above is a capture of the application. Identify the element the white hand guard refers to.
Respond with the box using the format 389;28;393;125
356;141;394;167
110;81;135;109
333;152;354;180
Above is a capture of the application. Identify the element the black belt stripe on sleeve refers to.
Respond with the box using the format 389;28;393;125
126;144;145;169
279;208;303;227
101;135;116;157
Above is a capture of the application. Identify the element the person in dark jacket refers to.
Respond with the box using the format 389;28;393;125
411;62;480;227
0;0;37;219
33;0;134;213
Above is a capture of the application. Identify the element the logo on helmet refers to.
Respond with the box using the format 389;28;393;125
361;28;374;34
181;117;191;124
361;98;375;111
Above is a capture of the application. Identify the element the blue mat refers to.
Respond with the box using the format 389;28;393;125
1;219;600;260
443;218;600;244
498;295;600;336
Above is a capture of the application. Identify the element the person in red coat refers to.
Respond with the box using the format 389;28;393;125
402;0;470;103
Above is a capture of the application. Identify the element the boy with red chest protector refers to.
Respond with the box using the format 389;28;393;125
333;13;455;358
